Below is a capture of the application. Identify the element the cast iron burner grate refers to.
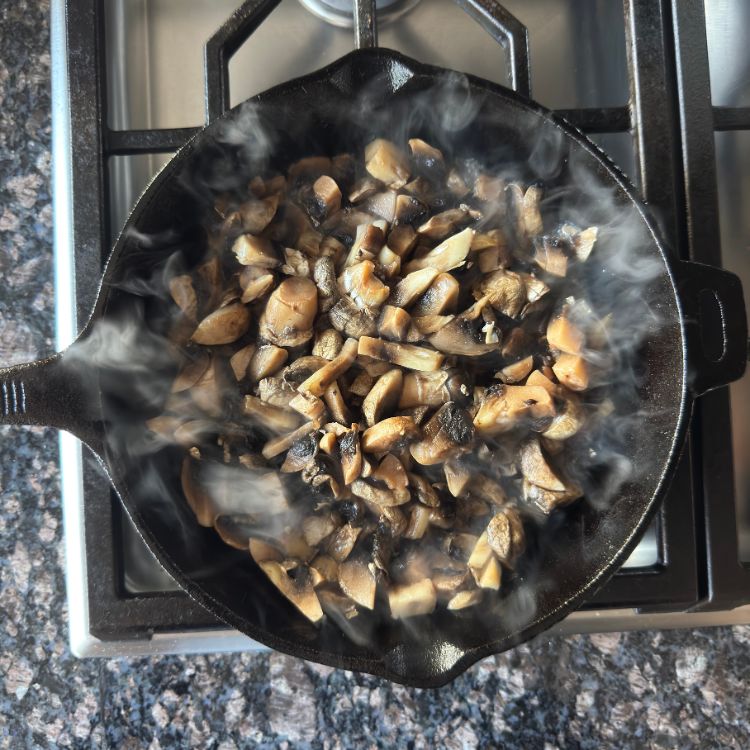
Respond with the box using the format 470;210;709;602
57;0;750;645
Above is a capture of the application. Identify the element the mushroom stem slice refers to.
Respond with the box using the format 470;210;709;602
365;138;411;188
378;305;412;342
327;524;362;562
403;504;431;540
358;336;444;372
362;369;404;426
547;308;585;354
298;337;358;397
498;355;534;384
522;478;583;514
403;227;474;274
444;459;472;498
388;579;437;618
323;381;351;425
289;391;327;427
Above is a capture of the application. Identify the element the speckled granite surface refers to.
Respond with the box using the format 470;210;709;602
0;2;748;748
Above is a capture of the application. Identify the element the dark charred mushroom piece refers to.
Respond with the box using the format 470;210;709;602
410;402;475;466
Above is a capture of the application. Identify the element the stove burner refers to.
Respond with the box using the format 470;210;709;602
298;0;421;27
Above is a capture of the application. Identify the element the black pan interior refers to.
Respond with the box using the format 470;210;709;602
91;50;688;686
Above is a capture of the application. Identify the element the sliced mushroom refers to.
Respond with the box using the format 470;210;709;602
214;514;258;550
365;138;410;188
417;208;468;240
428;299;498;357
326;523;362;562
312;256;337;316
408;137;444;175
311;329;343;361
349;176;383;203
447;589;483;611
552;353;590;391
404;227;474;274
181;456;216;527
474;270;526;318
279;248;310;278
389;267;440;308
348;371;375;398
243;395;301;433
171;350;211;393
473;384;555;436
410;402;474;466
378;305;412;342
446;167;470;198
191;303;251;345
361;416;419;453
388;579;437;618
339;425;363;485
371;454;409;494
526;369;560;397
412;272;460;317
358;336;444;372
258;377;294;408
534;237;568;277
343;223;386;268
259;277;317;347
509;183;543;240
476;556;502;590
237;194;279;234
339;260;390;310
261;421;316;460
561;224;599;261
519;437;566;491
324;381;351;425
249;538;284;564
240;272;275;304
259;561;323;623
298;337;358;397
362;369;403;426
398;370;468;408
386;225;418;257
339;556;378;609
543;395;585;440
394;194;428;226
547;307;585;354
498;355;534;384
189;357;224;417
169;275;198;321
412;314;455;335
232;234;280;268
474;174;505;203
486;507;525;566
248;344;288;382
350;477;404;508
522;477;583;513
444;459;472;497
403;504;431;540
302;513;339;547
308;175;341;222
377;245;401;278
467;530;494;575
329;295;378;339
407;472;440;507
288;391;327;427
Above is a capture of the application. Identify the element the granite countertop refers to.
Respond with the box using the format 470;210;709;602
0;2;749;748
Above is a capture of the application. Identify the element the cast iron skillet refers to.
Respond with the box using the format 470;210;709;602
0;48;746;687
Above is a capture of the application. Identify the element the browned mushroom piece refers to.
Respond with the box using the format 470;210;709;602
522;478;583;514
417;208;468;240
309;175;342;222
258;378;294;408
371;454;409;495
362;369;403;426
404;227;474;274
288;391;327;427
519;437;567;492
181;456;216;527
358;336;444;372
259;277;317;347
446;167;470;198
348;371;375;398
171;350;211;393
513;183;544;239
169;275;198;321
474;270;527;318
386;224;418;258
534;237;568;277
377;305;412;342
398;369;469;409
249;538;284;564
232;234;280;268
339;425;363;485
339;260;390;310
498;355;534;384
546;306;585;354
228;344;255;381
447;589;483;610
311;257;337;317
543;394;585;440
259;561;323;622
240;269;275;304
364;138;410;188
297;337;358;396
444;458;472;498
326;523;362;562
408;137;444;172
552;353;590;391
237;194;280;234
261;421;317;460
323;381;351;425
473;384;555;436
411;315;455;336
248;344;288;382
376;246;400;279
191;303;251;345
518;272;549;304
329;297;378;340
428;299;499;357
279;248;310;278
411;272;460;317
526;369;561;397
348;176;383;204
310;329;342;361
214;514;258;550
561;224;599;262
388;579;437;618
350;476;406;508
389;267;440;308
394;194;428;226
301;513;339;547
474;174;505;203
339;556;378;609
410;402;474;466
243;395;301;433
407;472;440;507
309;554;339;585
486;507;525;566
361;416;419;453
403;503;431;540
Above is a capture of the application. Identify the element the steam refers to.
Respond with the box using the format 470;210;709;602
61;69;674;659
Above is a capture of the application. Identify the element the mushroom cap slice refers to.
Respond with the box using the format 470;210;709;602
169;275;198;321
365;138;410;188
447;589;483;611
361;416;420;453
259;277;317;347
412;272;460;317
362;369;403;427
258;561;323;623
248;345;288;382
389;267;440;308
519;437;566;492
473;384;555;436
552;353;590;392
410;402;474;466
339;557;378;610
522;478;583;514
428;300;499;357
543;395;585;440
297;337;358;397
339;260;390;310
486;507;526;566
339;426;363;485
474;270;526;318
191;303;251;345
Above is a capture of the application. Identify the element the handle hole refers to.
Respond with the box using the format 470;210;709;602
698;288;727;363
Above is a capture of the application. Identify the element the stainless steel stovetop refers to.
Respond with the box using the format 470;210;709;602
51;0;750;658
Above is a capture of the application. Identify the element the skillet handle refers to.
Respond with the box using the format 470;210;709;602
677;260;748;396
0;352;104;455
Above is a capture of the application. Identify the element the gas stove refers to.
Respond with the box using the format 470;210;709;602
51;0;750;658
